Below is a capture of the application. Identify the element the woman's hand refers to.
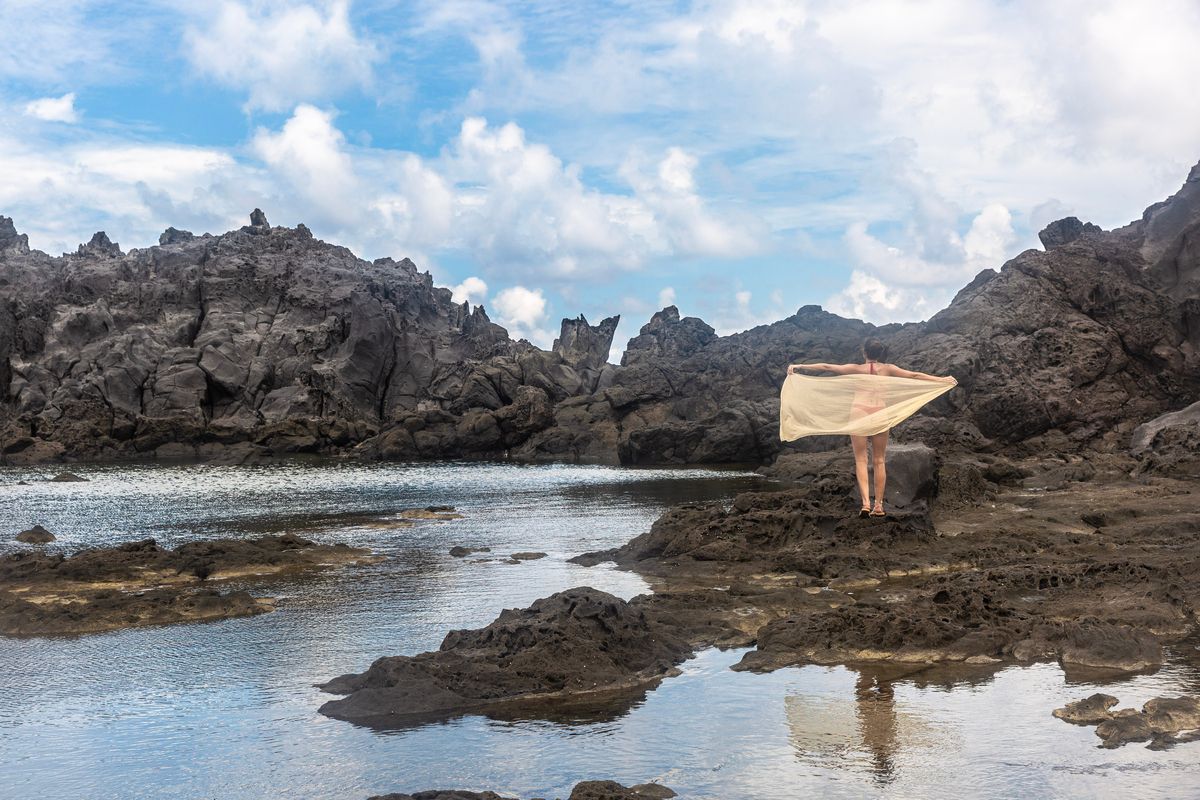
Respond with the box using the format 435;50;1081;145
940;375;957;384
787;364;798;375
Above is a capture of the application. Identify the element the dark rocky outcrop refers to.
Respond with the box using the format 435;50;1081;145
3;159;1199;468
319;588;693;728
1038;216;1102;250
0;533;378;635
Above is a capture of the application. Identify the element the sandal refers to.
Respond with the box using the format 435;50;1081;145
870;502;885;517
859;505;871;518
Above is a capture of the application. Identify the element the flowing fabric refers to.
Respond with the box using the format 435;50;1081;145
779;373;955;440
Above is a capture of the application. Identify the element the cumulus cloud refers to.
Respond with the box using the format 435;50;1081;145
828;202;1015;323
657;287;676;308
450;276;488;305
492;285;554;346
23;93;79;123
184;1;380;111
251;104;359;226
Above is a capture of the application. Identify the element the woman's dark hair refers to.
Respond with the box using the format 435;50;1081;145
862;338;888;361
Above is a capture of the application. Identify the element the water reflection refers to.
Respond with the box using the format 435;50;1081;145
785;665;944;785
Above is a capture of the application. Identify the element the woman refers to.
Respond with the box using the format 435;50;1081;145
784;338;956;518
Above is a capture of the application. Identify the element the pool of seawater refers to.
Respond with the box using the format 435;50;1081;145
1;461;1198;800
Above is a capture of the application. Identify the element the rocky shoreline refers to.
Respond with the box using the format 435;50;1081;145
2;161;1200;471
368;781;676;800
0;533;379;635
318;448;1200;735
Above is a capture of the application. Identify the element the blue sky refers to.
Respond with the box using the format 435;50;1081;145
3;1;1200;354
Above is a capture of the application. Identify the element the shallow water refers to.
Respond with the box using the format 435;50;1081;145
2;461;1198;800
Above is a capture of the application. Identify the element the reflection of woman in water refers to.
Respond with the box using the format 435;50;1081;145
786;338;956;517
854;669;900;782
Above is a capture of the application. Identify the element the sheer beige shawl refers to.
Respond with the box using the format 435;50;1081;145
779;374;956;440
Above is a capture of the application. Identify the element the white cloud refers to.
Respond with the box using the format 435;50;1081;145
657;286;676;308
184;1;380;111
492;285;546;327
251;104;359;225
23;93;79;123
829;201;1015;323
491;285;554;346
450;276;488;305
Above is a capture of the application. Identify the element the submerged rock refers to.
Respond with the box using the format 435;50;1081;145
1056;695;1200;749
15;524;55;543
319;588;693;728
449;546;491;557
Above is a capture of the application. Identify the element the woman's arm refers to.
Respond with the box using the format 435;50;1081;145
787;363;857;375
884;364;956;383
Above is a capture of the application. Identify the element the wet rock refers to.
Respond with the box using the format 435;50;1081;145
1095;710;1155;748
0;586;271;637
449;546;490;557
1058;695;1200;749
319;588;693;728
367;782;675;800
511;552;547;561
15;524;55;543
1053;693;1119;725
568;781;676;799
369;793;507;800
49;472;88;482
0;534;377;635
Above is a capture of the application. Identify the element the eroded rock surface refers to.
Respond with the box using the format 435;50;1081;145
0;534;377;635
1054;694;1200;749
319;588;693;728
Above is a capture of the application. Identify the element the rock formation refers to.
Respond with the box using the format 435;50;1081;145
319;587;693;728
2;160;1200;468
1054;694;1200;749
0;533;378;635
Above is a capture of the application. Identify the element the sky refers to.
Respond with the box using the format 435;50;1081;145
2;0;1200;354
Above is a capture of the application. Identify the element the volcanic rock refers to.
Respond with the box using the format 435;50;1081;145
1055;694;1200;749
318;588;693;727
0;533;377;635
367;782;675;800
15;524;54;543
3;159;1200;466
1131;400;1200;476
1038;216;1102;249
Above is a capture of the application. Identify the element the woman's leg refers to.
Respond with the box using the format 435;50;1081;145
850;435;870;508
871;430;889;511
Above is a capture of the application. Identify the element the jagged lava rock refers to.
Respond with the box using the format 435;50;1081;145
318;588;693;727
